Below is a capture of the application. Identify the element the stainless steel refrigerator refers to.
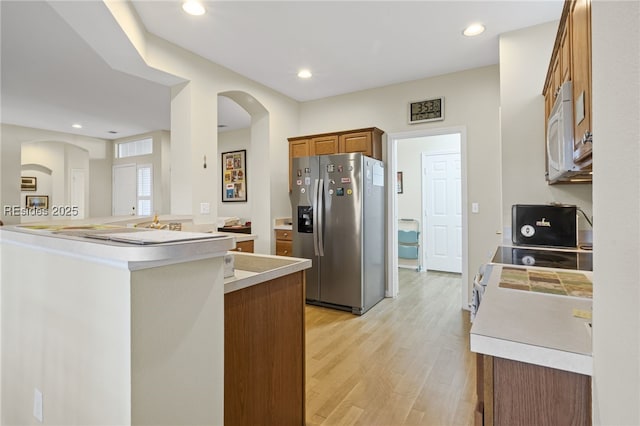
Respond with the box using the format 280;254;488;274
290;153;386;315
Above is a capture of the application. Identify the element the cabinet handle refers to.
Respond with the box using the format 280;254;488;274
284;250;288;254
237;247;243;252
283;232;289;237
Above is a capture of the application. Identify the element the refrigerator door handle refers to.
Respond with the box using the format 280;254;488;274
312;178;320;256
318;178;325;257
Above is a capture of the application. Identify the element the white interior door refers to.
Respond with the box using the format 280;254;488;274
422;152;462;273
70;168;86;219
113;164;137;216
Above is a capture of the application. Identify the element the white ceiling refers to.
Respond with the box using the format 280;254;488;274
0;1;563;140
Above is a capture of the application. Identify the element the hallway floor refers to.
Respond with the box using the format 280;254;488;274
305;269;476;425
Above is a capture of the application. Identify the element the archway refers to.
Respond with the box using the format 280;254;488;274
217;91;271;254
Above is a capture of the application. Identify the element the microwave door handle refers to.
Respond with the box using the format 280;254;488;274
318;179;325;257
312;178;320;256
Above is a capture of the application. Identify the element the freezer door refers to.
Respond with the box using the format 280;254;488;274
291;156;320;301
362;157;386;312
318;153;364;309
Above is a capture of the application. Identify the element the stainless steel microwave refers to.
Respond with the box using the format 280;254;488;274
547;81;579;182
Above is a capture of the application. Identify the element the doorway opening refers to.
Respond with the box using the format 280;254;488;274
386;127;468;310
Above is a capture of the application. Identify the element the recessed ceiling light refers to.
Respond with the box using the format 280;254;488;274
297;69;312;79
463;23;485;37
72;123;82;129
182;1;206;16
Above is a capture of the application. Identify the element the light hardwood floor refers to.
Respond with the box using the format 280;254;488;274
305;269;477;426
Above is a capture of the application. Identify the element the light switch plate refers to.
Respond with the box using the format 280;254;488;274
200;202;210;214
472;203;479;214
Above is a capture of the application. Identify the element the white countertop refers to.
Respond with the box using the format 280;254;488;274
274;217;293;231
223;252;311;294
470;263;593;376
0;224;234;270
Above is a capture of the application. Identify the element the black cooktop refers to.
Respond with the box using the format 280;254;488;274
491;246;593;271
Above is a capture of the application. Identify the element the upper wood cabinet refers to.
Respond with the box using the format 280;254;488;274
310;135;339;155
542;0;592;183
287;127;384;191
570;0;593;165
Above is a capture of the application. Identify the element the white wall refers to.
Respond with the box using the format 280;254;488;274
218;128;252;222
299;65;503;300
101;2;300;253
499;22;593;234
591;1;640;424
1;124;111;224
20;140;89;222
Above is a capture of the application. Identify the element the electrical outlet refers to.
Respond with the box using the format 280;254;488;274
200;202;210;214
472;202;479;214
33;388;43;423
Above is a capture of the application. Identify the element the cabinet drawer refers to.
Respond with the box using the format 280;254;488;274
232;240;254;253
276;240;293;257
275;229;293;241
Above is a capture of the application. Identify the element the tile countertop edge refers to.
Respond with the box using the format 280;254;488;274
223;255;311;294
470;333;593;376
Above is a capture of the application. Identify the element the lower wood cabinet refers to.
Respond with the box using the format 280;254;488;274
275;228;293;256
231;239;254;253
224;271;305;425
476;354;591;425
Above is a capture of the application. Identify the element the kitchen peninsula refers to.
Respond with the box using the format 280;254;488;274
470;262;593;425
0;223;310;425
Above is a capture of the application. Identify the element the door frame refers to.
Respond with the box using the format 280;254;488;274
386;126;469;310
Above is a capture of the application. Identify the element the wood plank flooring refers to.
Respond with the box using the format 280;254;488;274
305;269;477;426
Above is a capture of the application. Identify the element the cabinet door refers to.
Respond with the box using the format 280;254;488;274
290;139;311;158
232;240;254;253
310;135;339;155
339;131;373;156
288;139;311;191
552;56;561;101
560;23;571;83
571;0;592;164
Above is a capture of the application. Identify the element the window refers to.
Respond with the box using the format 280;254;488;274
137;165;153;216
116;138;153;158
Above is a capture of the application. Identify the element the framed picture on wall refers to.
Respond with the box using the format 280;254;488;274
21;176;37;191
26;195;48;209
397;172;403;194
221;150;247;202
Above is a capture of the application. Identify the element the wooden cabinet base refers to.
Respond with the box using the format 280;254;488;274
231;240;254;253
477;354;591;425
224;271;305;425
275;228;293;256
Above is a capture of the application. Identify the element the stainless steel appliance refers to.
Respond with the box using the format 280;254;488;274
512;204;578;248
491;246;592;271
546;80;579;182
290;153;385;315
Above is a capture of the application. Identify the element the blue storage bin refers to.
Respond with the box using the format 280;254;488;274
398;244;419;259
398;230;419;244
